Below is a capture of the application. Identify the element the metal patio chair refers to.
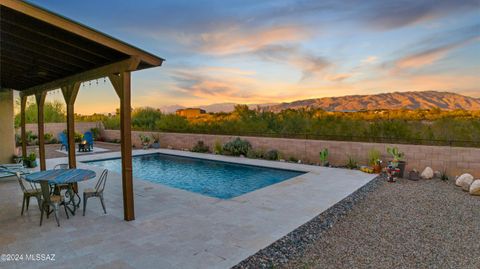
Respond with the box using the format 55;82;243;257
53;163;70;193
39;180;69;227
83;169;108;216
15;172;42;215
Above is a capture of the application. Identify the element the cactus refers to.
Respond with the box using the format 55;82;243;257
319;148;329;166
387;146;404;162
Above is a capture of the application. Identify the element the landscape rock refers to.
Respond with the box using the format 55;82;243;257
470;180;480;196
420;167;434;179
455;173;474;191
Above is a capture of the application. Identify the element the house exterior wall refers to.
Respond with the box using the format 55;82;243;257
0;90;15;163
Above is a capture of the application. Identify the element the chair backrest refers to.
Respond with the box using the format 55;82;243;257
59;133;68;145
15;172;27;192
95;169;108;193
39;181;52;204
54;163;69;170
84;131;93;144
15;172;37;192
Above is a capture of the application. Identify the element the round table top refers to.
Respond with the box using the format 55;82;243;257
25;169;96;184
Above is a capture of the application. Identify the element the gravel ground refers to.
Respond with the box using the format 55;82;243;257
235;176;480;269
284;178;480;269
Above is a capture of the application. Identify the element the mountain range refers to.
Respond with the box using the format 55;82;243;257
160;91;480;113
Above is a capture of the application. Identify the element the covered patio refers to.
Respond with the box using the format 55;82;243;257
0;0;164;221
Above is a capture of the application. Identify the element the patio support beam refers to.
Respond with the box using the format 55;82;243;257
20;94;27;158
20;57;141;96
35;92;47;170
61;82;81;169
109;71;136;221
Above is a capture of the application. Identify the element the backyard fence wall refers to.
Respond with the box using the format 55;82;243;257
101;130;480;178
16;122;103;137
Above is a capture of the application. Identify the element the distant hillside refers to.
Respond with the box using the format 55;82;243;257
265;91;480;112
160;102;277;113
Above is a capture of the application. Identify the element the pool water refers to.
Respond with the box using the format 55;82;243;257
85;153;304;199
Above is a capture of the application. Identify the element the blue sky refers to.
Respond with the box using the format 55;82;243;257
30;0;480;114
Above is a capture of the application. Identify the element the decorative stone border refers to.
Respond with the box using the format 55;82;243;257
232;174;384;269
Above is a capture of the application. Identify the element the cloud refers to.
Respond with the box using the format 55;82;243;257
361;56;378;64
390;31;479;71
170;70;258;100
177;25;310;55
351;0;478;30
251;44;331;80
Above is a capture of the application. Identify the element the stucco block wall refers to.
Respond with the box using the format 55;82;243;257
0;90;15;163
101;130;480;178
16;122;103;138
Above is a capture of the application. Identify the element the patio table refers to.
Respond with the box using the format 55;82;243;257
25;169;96;215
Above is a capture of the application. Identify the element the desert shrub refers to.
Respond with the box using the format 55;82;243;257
132;107;163;130
90;127;100;140
346;155;358;169
213;139;223;154
368;149;381;166
319;148;329;166
246;148;265;159
26;131;38;146
288;156;298;162
74;132;83;142
264;149;279;160
191;141;209;153
223;137;251;156
103;116;120;129
44;133;58;144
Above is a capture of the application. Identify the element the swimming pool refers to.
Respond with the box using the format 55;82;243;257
85;153;304;199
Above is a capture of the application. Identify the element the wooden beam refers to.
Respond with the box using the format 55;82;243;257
61;82;81;169
21;57;140;96
109;72;135;221
20;95;27;158
2;0;164;67
35;92;47;170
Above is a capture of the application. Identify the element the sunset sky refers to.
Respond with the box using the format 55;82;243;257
29;0;480;114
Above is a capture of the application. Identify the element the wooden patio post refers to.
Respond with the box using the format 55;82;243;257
61;82;81;169
20;94;27;158
35;92;47;170
109;72;135;221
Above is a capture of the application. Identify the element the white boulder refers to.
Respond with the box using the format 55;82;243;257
470;180;480;196
455;173;474;191
420;167;434;179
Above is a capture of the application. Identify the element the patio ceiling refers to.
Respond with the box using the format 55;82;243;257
0;0;164;93
0;0;165;221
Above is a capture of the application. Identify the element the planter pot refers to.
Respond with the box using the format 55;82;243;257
373;164;382;173
24;159;37;168
397;161;406;178
151;142;160;149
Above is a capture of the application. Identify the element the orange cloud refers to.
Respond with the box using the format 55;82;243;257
192;25;310;55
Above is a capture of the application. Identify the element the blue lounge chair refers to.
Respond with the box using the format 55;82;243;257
59;132;68;151
84;131;94;151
